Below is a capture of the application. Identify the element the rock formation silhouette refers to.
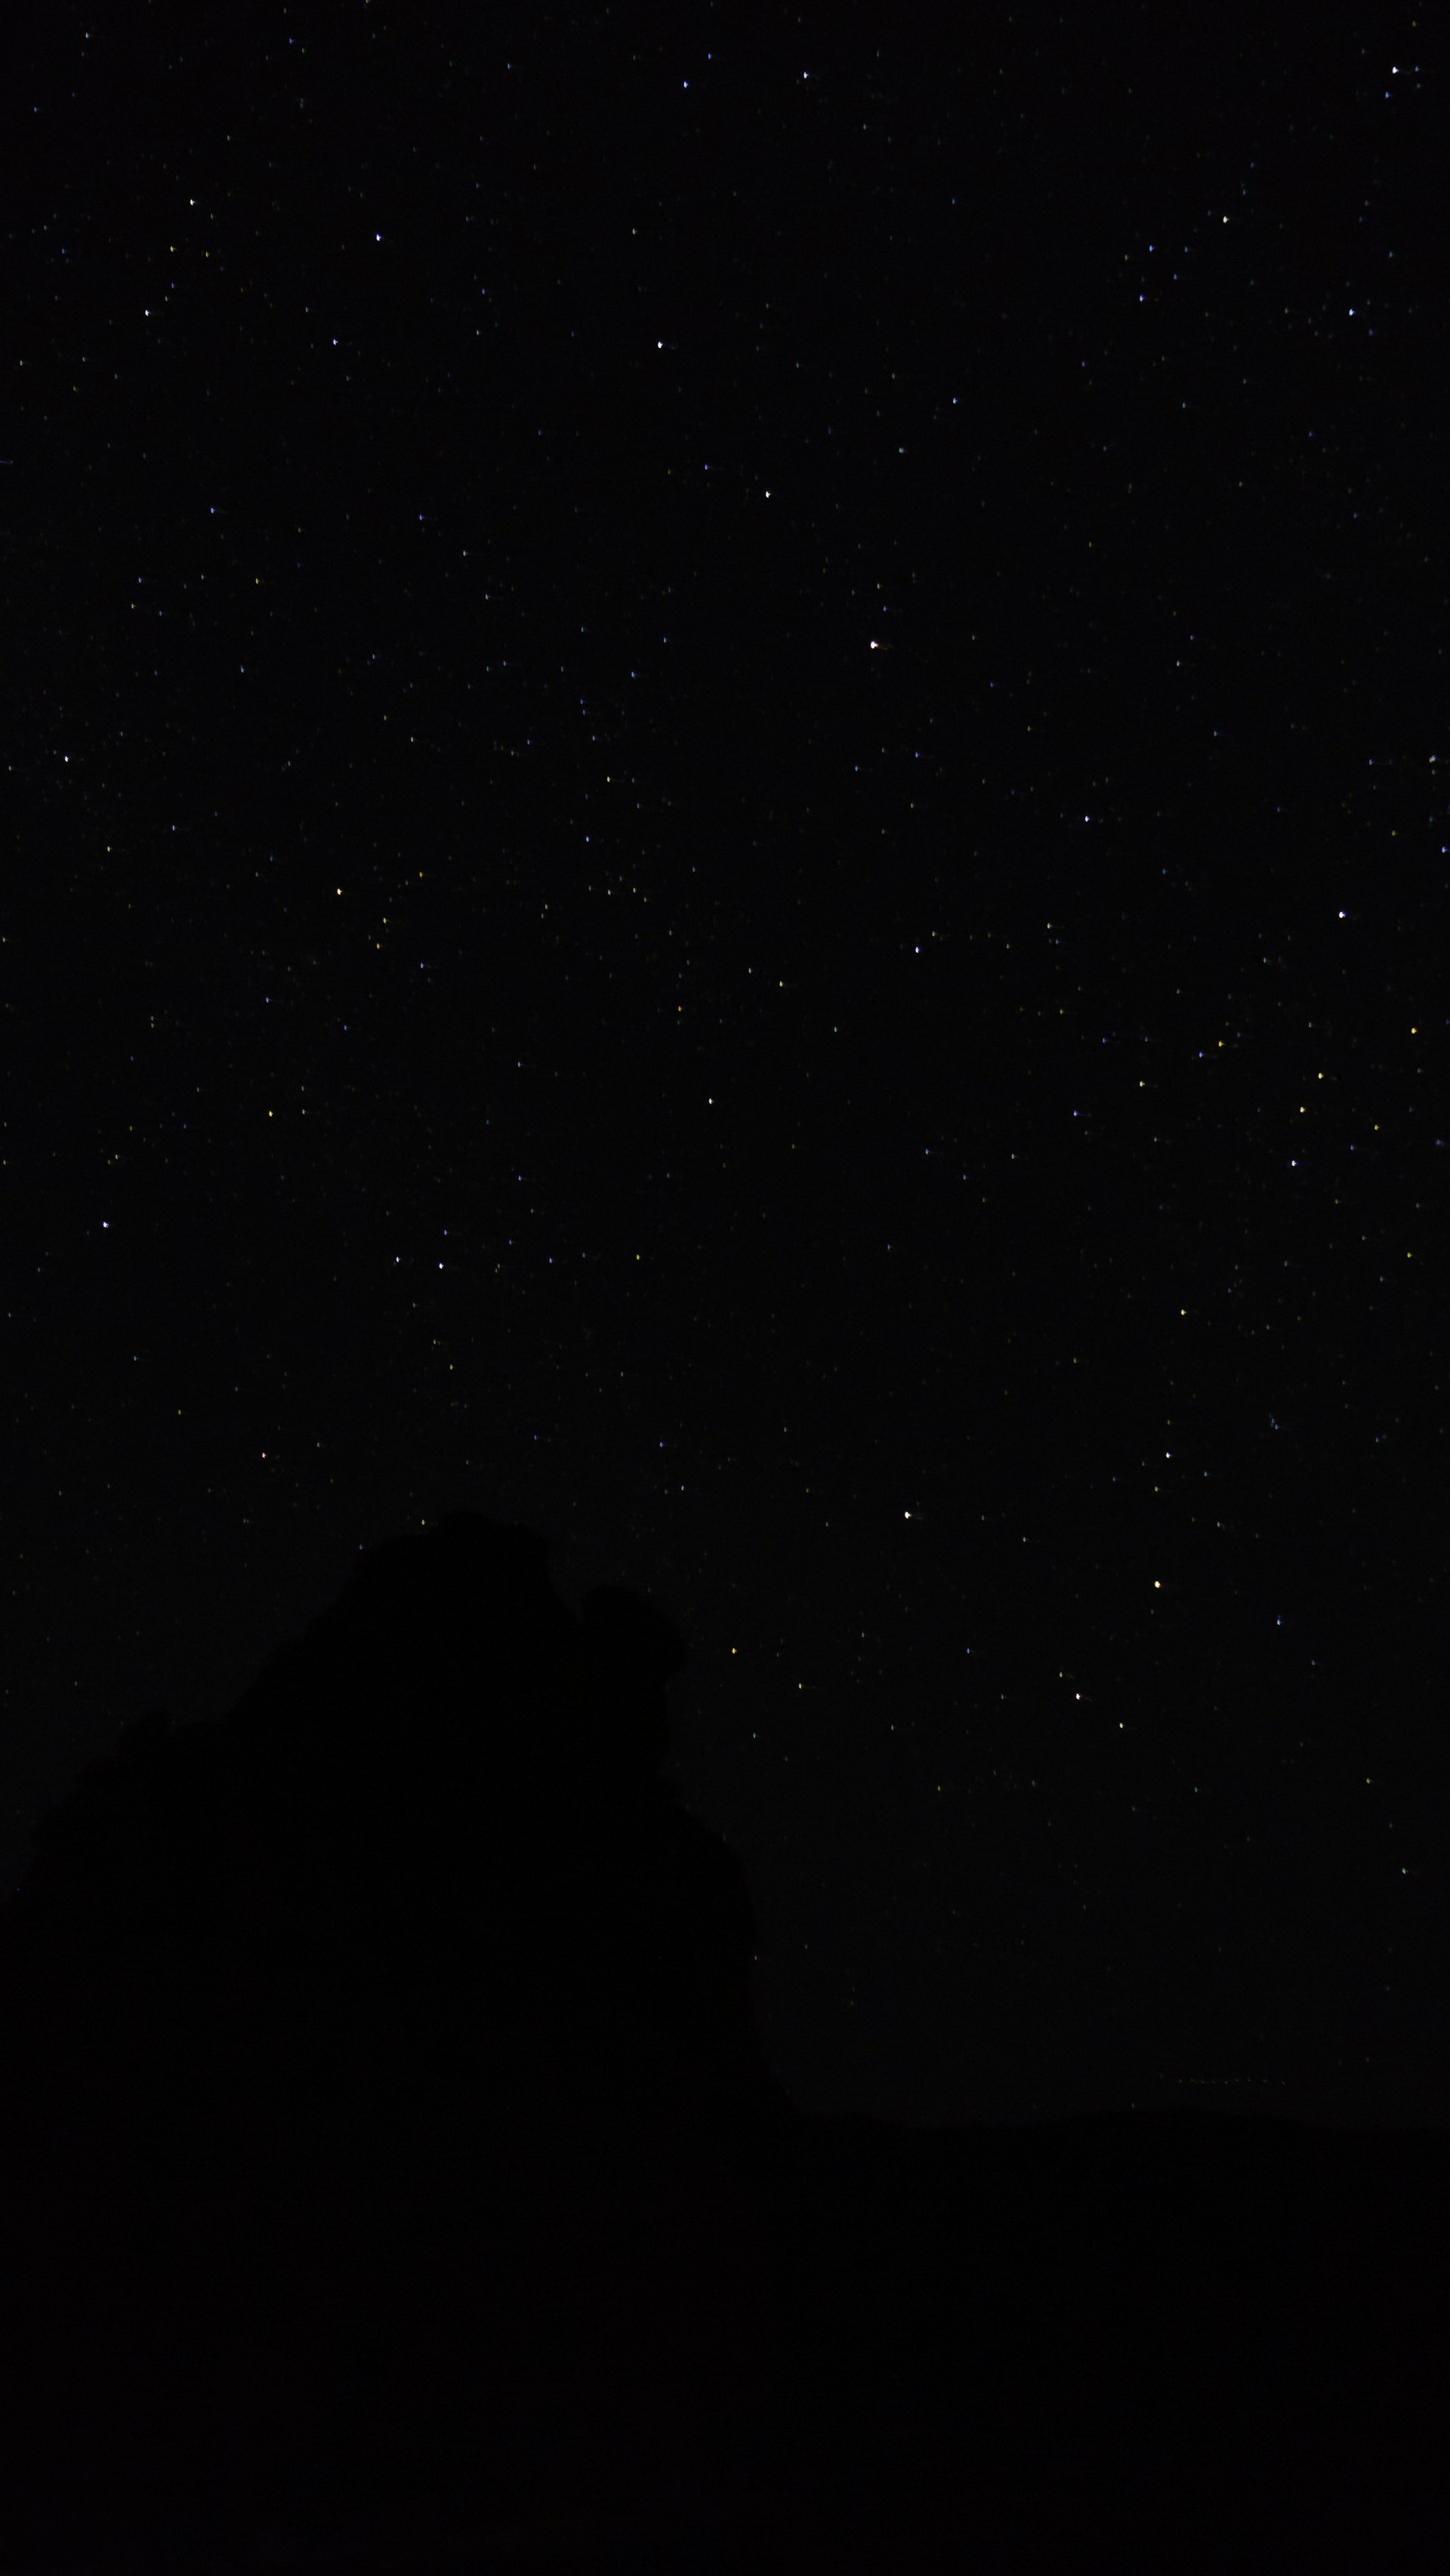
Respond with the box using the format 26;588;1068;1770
0;1512;804;2569
0;1510;1445;2572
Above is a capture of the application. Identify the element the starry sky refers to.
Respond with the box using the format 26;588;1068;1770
5;2;1445;2128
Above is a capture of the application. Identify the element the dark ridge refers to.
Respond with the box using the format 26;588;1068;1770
0;1511;1445;2572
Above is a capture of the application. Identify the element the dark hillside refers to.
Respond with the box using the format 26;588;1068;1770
0;1514;1443;2571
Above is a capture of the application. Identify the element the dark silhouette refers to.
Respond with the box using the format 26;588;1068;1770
0;1513;1444;2571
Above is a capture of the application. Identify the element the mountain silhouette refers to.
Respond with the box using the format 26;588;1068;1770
0;1511;1445;2572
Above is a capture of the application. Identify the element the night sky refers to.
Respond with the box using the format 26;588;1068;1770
5;3;1445;2129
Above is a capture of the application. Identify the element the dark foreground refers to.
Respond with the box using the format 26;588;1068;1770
0;1516;1443;2571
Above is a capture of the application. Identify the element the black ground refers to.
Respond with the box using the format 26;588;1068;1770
0;1515;1443;2572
